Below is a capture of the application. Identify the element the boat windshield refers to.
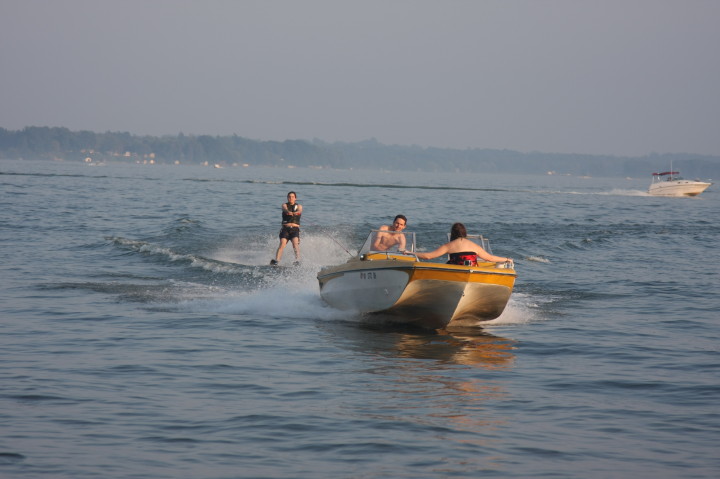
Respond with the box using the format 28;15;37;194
358;230;416;255
652;171;682;181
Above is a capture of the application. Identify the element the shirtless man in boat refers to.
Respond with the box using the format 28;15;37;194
372;214;407;251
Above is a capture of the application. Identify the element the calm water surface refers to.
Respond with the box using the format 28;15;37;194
1;159;718;478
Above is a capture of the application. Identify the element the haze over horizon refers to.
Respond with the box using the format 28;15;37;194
2;0;719;158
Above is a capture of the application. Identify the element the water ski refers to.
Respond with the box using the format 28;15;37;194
269;259;300;267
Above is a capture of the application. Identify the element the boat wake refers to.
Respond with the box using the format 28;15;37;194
482;292;551;328
102;233;355;320
600;188;650;196
561;188;649;196
525;255;551;263
99;231;548;329
107;236;252;274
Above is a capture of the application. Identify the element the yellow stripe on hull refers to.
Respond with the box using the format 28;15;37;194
317;257;516;329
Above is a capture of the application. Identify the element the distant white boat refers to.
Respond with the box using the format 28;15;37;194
648;171;712;197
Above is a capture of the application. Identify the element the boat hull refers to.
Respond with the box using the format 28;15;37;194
648;180;711;197
317;256;516;330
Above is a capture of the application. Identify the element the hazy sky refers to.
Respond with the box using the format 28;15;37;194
2;0;719;156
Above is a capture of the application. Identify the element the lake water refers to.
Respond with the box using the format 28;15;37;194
1;159;718;478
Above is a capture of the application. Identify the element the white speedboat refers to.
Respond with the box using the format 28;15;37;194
648;171;712;197
317;231;516;330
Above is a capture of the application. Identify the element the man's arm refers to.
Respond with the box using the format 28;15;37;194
371;226;389;250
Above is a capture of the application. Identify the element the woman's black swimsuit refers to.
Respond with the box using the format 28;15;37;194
447;251;478;266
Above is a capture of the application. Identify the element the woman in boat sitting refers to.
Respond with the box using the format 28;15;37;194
414;222;512;266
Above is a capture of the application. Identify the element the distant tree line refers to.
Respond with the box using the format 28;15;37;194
0;126;343;168
1;126;719;178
